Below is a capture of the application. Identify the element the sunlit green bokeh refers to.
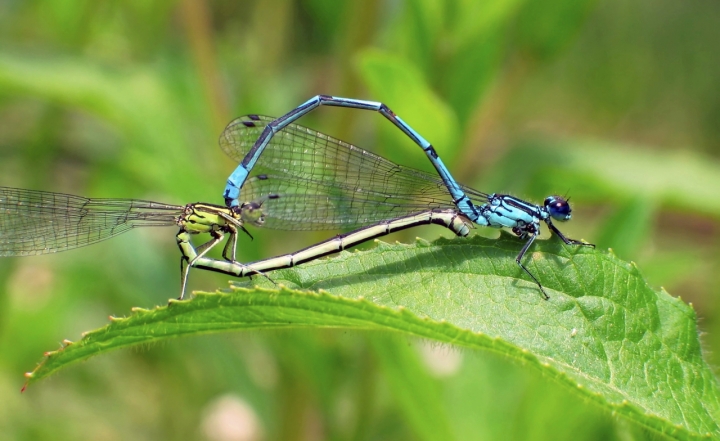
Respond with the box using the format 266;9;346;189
1;1;718;440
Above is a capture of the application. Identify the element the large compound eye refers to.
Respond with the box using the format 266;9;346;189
238;201;266;226
545;196;572;221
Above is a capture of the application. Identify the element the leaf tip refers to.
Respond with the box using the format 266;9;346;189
373;240;393;250
130;306;151;313
194;291;216;298
415;237;431;247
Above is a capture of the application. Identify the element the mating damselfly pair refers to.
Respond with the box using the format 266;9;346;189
0;95;593;299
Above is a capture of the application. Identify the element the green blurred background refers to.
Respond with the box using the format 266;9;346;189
1;0;718;439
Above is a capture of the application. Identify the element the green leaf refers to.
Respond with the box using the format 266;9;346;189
26;234;719;440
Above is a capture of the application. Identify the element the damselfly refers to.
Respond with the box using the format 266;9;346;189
0;187;261;298
221;96;594;298
0;187;470;297
180;207;472;280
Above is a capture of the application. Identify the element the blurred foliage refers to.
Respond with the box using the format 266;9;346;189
0;0;719;440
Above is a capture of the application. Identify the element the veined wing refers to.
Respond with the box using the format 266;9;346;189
220;115;490;204
239;174;458;231
0;187;182;256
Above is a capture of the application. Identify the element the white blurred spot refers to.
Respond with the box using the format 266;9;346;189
201;394;264;441
417;341;463;377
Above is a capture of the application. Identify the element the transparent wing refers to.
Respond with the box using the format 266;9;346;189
0;187;182;256
220;115;490;204
239;174;458;231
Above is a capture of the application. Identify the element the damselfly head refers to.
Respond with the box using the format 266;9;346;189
237;193;280;227
237;200;266;226
544;196;572;221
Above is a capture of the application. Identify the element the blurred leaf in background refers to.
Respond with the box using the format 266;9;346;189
1;0;719;439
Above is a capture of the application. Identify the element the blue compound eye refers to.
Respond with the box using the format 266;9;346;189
545;196;572;221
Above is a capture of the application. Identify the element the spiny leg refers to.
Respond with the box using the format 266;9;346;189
515;234;550;300
176;229;275;296
221;225;238;263
217;211;254;263
176;229;226;299
190;230;224;266
213;214;271;281
179;255;190;300
547;222;595;248
176;231;196;300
